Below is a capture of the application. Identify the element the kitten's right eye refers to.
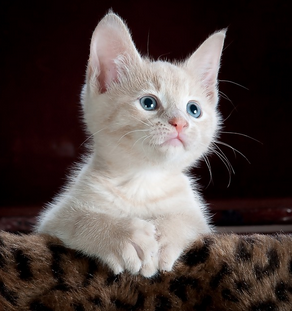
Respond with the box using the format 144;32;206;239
140;96;157;111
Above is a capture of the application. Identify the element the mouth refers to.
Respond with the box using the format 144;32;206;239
160;132;186;148
162;137;184;147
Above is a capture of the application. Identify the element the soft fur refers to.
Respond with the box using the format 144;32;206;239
1;231;292;311
36;12;226;277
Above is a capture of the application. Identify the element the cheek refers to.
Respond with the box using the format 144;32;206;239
186;116;217;148
108;105;136;131
200;116;218;145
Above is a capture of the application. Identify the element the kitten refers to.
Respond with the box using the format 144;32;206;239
36;12;225;277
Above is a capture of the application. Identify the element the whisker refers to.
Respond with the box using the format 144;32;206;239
147;31;150;56
215;141;250;164
148;136;155;148
108;129;148;154
145;117;154;126
221;131;262;144
141;135;151;154
132;134;149;148
219;79;249;90
202;155;213;188
157;52;172;60
219;91;234;105
222;39;233;52
130;114;153;127
79;127;107;148
223;106;238;122
212;140;237;188
213;149;233;187
214;144;235;173
117;129;149;143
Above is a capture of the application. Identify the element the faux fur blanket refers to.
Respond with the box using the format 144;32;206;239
0;231;291;311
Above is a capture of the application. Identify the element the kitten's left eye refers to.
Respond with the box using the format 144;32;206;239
187;101;202;118
140;96;157;111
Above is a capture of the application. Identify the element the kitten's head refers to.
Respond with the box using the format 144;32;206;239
81;13;225;172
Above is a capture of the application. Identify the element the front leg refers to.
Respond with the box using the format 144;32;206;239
37;210;159;277
154;212;211;272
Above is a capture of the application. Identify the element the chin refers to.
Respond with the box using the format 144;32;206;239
160;145;190;164
162;137;185;148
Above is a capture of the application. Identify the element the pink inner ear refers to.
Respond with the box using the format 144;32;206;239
88;13;142;93
201;64;218;88
89;34;120;93
98;61;118;93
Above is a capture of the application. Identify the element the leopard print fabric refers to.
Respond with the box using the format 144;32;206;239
0;231;291;311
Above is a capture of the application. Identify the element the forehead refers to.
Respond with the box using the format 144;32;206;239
149;61;186;90
146;61;202;107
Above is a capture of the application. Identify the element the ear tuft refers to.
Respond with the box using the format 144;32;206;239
88;12;141;93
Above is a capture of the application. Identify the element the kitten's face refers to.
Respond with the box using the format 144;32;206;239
82;13;225;171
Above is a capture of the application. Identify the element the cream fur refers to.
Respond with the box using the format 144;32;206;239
36;12;226;277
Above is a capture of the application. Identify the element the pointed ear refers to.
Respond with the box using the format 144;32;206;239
185;30;226;98
88;13;141;93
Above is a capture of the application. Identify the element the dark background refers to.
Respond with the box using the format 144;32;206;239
1;0;292;209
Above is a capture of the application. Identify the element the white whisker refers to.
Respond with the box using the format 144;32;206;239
223;106;238;122
132;134;150;148
147;31;150;56
141;135;151;154
213;149;233;187
109;129;150;154
219;79;249;90
145;117;154;126
215;141;250;164
130;114;153;127
219;91;234;105
202;155;213;188
157;52;172;60
221;131;262;144
117;129;149;143
79;127;107;148
214;144;235;174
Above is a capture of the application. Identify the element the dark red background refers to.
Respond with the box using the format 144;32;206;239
1;0;292;209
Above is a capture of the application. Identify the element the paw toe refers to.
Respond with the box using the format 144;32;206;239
158;246;181;272
122;243;142;274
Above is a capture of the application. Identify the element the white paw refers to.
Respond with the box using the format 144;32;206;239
105;218;159;277
140;253;159;277
129;219;159;277
158;244;182;272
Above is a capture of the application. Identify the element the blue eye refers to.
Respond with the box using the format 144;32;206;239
187;101;201;118
140;96;157;111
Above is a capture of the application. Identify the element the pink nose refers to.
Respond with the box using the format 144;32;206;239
169;117;188;133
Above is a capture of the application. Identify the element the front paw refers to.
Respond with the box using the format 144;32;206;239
130;219;159;277
106;219;159;277
158;244;182;272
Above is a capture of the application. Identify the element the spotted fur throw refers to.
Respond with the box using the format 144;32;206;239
0;231;292;311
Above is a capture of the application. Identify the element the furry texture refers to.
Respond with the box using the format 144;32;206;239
1;231;292;311
36;13;226;277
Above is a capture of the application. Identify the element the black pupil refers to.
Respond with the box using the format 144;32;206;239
191;104;198;114
144;98;154;108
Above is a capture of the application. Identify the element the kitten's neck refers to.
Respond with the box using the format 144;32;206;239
82;153;189;207
88;151;183;181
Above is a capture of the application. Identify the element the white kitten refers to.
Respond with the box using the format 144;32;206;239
36;12;225;277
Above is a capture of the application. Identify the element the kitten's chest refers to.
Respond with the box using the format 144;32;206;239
107;173;196;216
